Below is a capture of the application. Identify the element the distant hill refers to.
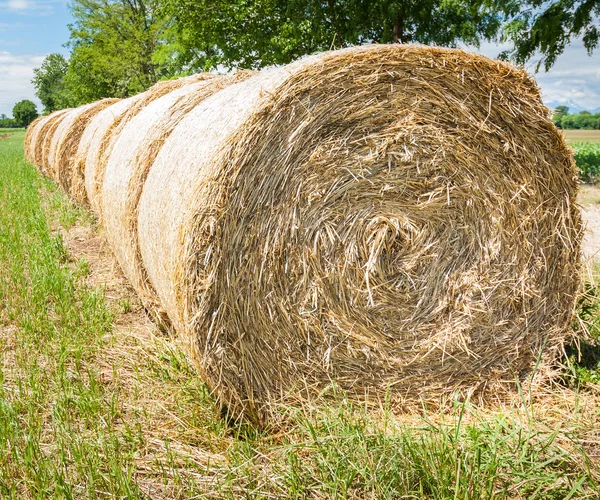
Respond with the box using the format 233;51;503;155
545;100;585;113
545;100;600;114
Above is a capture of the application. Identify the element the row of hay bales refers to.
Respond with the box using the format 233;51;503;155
25;44;583;425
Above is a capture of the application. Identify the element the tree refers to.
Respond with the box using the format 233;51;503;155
501;0;600;70
28;0;598;111
66;0;169;100
552;105;569;128
32;1;172;108
12;100;38;127
160;0;505;70
32;53;74;113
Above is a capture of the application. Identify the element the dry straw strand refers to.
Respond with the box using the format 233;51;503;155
90;74;217;215
47;108;81;181
26;46;582;427
101;71;253;329
101;71;255;328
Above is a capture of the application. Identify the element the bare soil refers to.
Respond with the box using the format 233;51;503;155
579;185;600;261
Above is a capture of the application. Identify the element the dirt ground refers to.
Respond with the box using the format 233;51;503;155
564;129;600;144
579;185;600;262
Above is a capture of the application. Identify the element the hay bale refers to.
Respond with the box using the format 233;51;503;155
49;98;120;195
71;99;126;205
137;44;582;424
34;109;72;173
101;72;254;327
24;115;47;164
82;74;216;212
47;108;80;181
80;97;142;210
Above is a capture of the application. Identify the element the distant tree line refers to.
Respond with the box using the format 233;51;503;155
0;115;20;128
32;0;600;114
553;106;600;129
0;100;38;128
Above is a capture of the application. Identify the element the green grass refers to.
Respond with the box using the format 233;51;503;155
0;128;25;137
565;265;600;386
266;401;596;499
0;128;139;497
0;129;25;139
1;131;600;498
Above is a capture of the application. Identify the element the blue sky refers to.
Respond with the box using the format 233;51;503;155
0;0;70;116
0;1;599;116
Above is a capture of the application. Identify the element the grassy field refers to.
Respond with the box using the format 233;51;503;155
564;130;600;144
2;128;600;498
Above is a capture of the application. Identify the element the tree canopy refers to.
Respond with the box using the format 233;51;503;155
12;100;38;127
0;116;19;128
160;0;504;70
67;0;168;101
501;0;600;70
33;0;169;111
32;53;72;113
31;0;600;110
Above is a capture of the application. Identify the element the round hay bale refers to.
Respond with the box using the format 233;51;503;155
84;73;216;213
47;108;80;181
24;114;47;165
34;108;72;174
81;97;143;211
101;72;254;328
71;100;120;205
49;98;120;196
135;44;581;424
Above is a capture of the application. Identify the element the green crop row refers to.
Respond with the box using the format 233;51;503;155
573;142;600;183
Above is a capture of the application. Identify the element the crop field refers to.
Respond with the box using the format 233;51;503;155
565;130;600;144
2;128;600;498
562;131;600;184
573;143;600;183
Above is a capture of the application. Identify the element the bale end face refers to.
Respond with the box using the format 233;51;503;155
174;46;582;424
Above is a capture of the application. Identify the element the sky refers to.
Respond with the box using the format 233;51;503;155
476;38;600;112
0;1;599;117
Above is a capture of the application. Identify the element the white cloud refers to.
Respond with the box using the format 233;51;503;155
0;51;44;116
7;0;32;10
0;0;65;15
534;45;600;110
